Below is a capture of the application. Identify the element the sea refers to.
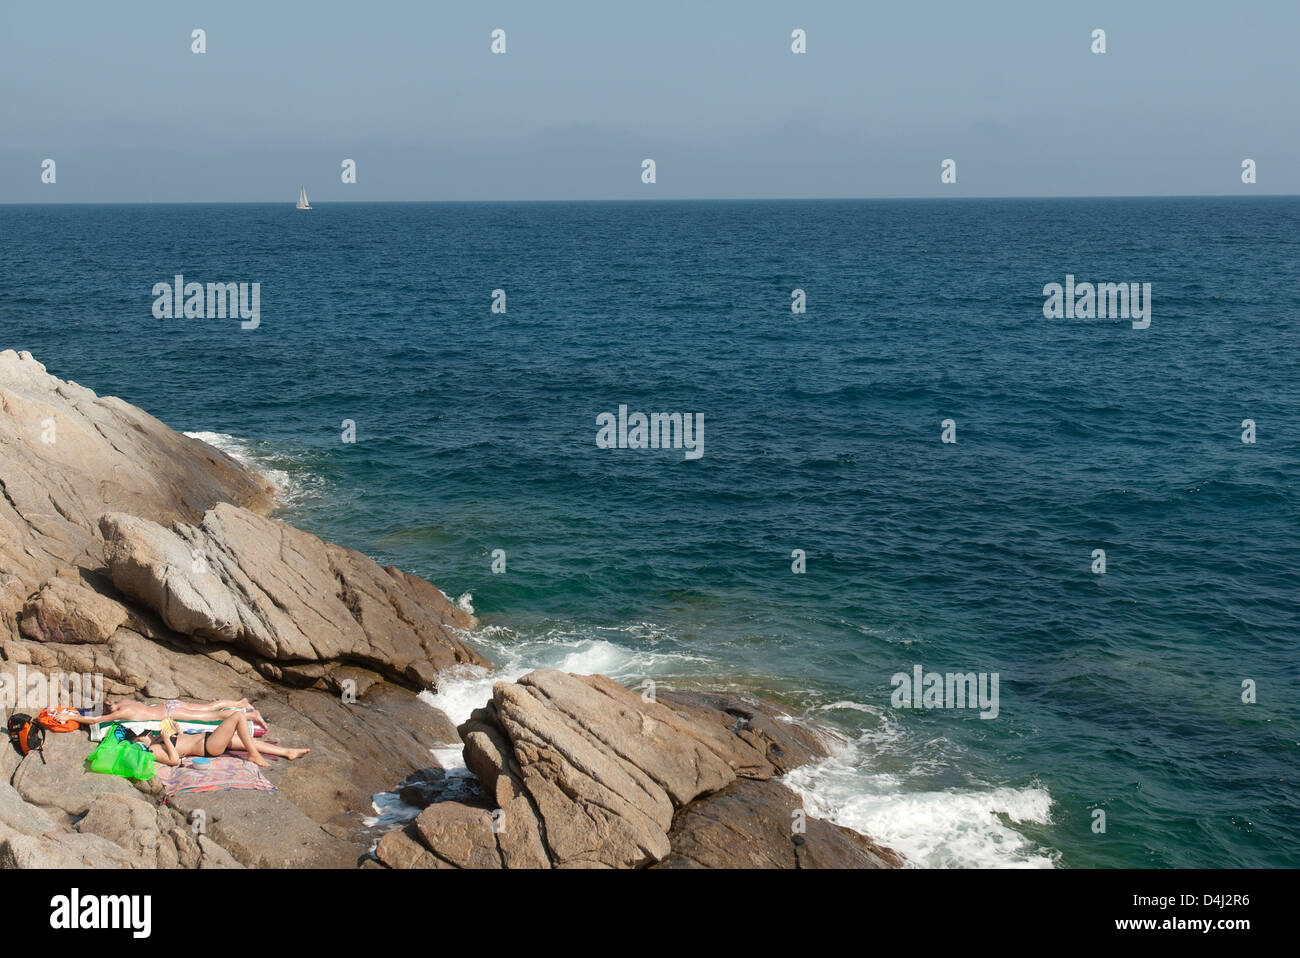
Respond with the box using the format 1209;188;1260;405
2;198;1297;867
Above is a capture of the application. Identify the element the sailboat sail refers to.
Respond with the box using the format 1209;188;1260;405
296;186;311;210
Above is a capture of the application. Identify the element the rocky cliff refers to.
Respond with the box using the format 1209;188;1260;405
0;349;899;869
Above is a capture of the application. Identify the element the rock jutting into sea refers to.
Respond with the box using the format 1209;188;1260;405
0;349;900;869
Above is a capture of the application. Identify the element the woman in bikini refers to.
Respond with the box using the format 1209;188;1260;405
139;712;308;768
68;696;268;731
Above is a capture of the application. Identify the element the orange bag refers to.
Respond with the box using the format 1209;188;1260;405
36;707;80;733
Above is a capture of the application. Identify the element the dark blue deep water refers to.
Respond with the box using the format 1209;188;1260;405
3;198;1298;867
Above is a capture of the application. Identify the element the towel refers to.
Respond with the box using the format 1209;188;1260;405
154;754;278;797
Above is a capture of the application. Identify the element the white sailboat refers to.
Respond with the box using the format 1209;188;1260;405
296;186;312;210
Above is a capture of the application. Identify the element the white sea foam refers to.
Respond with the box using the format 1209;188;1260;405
416;621;714;730
183;430;322;508
363;791;422;832
366;743;485;834
815;700;880;714
782;734;1058;869
418;663;522;727
426;745;482;803
411;616;1057;868
398;622;713;837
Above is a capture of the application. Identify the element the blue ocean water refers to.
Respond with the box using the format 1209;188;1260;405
2;198;1298;867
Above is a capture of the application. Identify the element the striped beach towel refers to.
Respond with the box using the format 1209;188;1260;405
154;754;277;797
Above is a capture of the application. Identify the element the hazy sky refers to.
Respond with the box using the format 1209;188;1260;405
1;0;1295;202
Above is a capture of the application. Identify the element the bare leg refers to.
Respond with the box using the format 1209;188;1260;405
200;699;245;710
225;705;268;727
170;704;267;727
202;713;240;752
204;713;270;766
238;740;310;761
232;714;271;766
201;698;265;723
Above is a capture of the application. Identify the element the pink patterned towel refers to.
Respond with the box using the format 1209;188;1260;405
154;754;278;797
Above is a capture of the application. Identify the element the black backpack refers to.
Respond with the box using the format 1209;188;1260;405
5;713;46;763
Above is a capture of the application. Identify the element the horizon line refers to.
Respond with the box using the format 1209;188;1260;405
1;193;1295;207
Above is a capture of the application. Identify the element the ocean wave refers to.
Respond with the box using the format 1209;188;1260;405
390;621;717;835
783;735;1058;869
184;430;325;509
413;617;1057;868
418;663;517;728
421;621;715;728
814;700;885;715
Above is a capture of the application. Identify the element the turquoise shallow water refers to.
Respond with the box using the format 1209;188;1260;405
3;198;1298;866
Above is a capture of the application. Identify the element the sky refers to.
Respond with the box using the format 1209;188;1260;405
0;0;1296;202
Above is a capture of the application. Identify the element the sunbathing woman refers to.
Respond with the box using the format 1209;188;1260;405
138;713;308;768
69;697;268;730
